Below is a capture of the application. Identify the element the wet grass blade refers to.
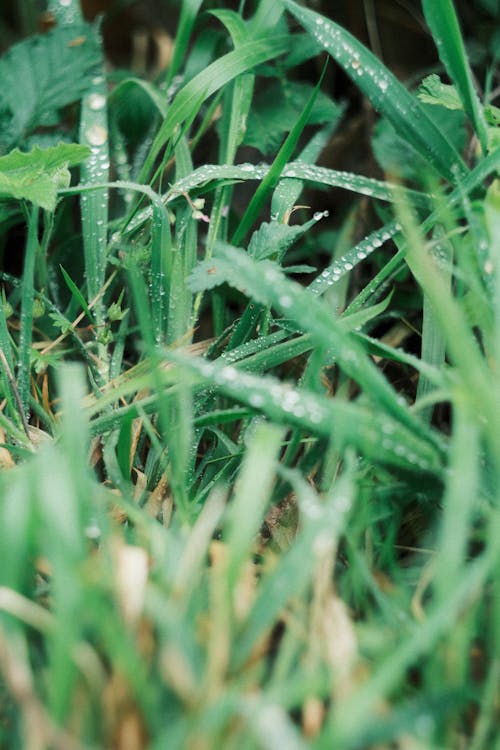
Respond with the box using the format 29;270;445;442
282;0;468;182
17;205;38;417
422;0;489;154
140;35;292;183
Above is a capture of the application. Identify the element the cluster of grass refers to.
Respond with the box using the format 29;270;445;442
0;0;499;747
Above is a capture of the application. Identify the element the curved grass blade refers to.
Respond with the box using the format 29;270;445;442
125;162;426;236
422;0;488;154
282;0;468;182
169;351;444;475
231;62;327;246
140;35;292;183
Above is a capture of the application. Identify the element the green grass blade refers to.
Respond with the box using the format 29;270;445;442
140;35;292;183
422;0;489;154
165;0;204;89
231;62;327;246
17;205;39;416
79;75;109;323
169;352;444;474
225;422;285;590
282;0;468;182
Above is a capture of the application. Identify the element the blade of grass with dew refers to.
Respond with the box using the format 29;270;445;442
231;61;328;247
422;0;489;155
151;200;172;345
139;35;292;184
17;205;38;417
281;0;468;183
79;75;110;361
167;136;198;345
271;121;339;222
189;243;445;450
168;352;443;474
125;161;427;236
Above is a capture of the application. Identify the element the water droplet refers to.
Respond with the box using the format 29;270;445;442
87;93;106;111
86;125;108;146
279;295;292;308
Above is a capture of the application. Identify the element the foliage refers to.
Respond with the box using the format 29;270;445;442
0;1;499;749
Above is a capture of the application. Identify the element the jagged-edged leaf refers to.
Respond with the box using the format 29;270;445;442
0;143;90;210
418;74;463;110
0;23;101;151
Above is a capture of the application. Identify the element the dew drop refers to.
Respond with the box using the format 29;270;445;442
86;125;108;146
87;93;106;111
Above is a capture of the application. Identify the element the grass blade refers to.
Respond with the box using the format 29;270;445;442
282;0;468;182
422;0;489;154
140;35;292;183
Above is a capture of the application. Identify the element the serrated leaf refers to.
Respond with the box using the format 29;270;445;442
0;23;101;151
0;143;90;210
418;74;463;110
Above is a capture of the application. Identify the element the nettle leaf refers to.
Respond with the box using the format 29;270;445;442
244;79;342;155
0;23;101;151
0;143;91;211
248;214;323;261
418;74;463;110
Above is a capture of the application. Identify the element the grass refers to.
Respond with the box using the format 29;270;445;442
0;0;499;748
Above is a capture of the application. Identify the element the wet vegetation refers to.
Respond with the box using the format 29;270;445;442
0;1;499;748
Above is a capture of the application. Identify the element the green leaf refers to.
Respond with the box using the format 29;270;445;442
0;143;90;211
244;79;342;156
282;0;468;182
0;23;101;151
418;74;463;110
372;104;466;182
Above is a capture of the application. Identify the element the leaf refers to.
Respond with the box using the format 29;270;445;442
0;143;91;211
0;23;101;151
282;0;468;182
169;351;444;475
243;79;342;156
418;74;463;110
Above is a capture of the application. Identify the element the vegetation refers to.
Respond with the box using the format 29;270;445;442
0;0;499;748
